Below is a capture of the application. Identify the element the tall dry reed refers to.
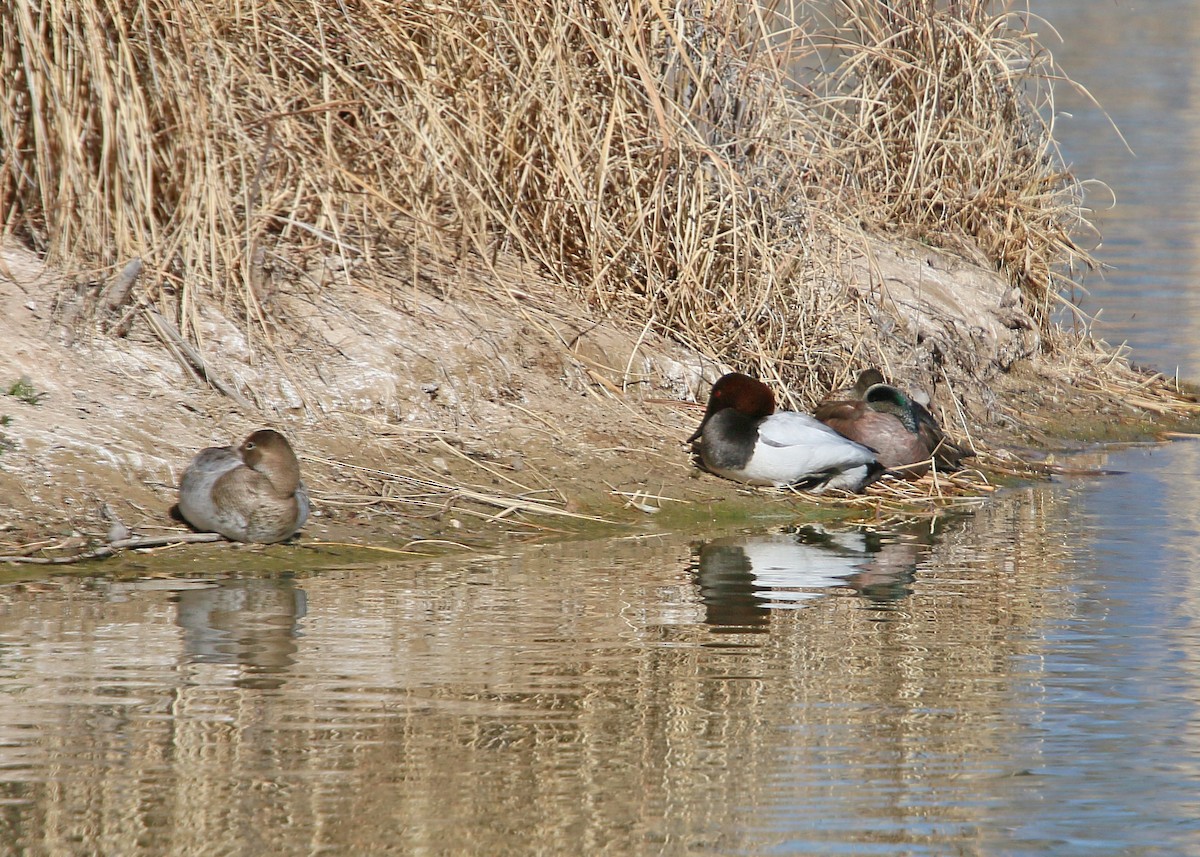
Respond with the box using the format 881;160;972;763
0;0;1095;401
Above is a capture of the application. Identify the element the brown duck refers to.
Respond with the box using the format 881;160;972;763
177;429;310;543
814;370;973;478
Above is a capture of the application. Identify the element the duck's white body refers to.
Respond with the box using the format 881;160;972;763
689;374;880;494
697;409;877;493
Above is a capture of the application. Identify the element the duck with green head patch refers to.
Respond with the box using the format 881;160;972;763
814;369;973;478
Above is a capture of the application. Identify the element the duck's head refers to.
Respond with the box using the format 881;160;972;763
863;383;919;433
851;368;887;399
687;373;776;442
239;429;302;491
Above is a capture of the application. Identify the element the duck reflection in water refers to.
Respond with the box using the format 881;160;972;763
174;575;307;689
691;526;924;631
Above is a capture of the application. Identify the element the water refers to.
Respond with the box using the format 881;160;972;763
5;4;1200;855
1045;0;1200;378
3;442;1200;855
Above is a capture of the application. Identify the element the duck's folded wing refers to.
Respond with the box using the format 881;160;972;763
911;402;975;467
757;412;876;468
811;400;858;424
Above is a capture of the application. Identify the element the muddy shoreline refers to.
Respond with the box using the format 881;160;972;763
1;240;1197;565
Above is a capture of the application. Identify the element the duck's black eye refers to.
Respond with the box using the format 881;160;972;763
245;442;256;450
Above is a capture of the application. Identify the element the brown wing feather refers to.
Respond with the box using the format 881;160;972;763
815;399;930;475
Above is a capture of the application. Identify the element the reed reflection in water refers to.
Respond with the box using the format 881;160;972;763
2;461;1200;854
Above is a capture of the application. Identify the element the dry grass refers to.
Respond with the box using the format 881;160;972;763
803;1;1098;331
1;0;1097;406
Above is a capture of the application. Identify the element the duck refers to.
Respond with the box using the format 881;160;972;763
814;369;973;478
688;373;882;493
177;429;310;543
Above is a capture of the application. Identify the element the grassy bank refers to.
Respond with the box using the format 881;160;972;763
3;0;1095;403
9;0;1199;561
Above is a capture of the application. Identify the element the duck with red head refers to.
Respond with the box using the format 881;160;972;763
688;373;882;493
178;429;310;543
814;369;974;478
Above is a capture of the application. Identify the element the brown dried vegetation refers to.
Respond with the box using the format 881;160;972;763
3;1;1096;390
0;0;1196;554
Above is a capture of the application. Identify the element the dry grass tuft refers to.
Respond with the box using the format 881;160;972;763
806;1;1097;332
1;0;1098;406
791;463;995;521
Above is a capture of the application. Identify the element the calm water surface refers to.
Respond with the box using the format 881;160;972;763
1045;0;1200;377
5;4;1200;856
4;440;1200;855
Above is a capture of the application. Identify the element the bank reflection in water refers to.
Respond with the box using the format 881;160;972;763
691;525;927;630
